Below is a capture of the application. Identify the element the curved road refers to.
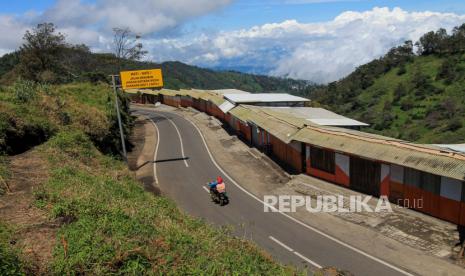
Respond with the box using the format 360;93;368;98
134;107;414;276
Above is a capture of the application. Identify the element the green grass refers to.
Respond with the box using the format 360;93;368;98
0;223;24;276
0;81;131;155
0;81;298;274
32;130;297;275
334;55;465;143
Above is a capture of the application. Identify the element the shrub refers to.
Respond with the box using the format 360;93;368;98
446;118;462;131
397;64;407;75
11;79;36;103
400;97;414;111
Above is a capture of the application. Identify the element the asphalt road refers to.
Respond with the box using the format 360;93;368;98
134;107;415;276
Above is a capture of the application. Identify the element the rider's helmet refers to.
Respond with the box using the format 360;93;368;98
217;176;223;183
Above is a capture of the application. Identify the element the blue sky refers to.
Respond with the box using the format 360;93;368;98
4;0;465;29
189;0;465;31
1;0;465;82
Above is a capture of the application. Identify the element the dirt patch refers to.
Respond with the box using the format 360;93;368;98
127;114;160;195
0;150;57;273
127;117;147;171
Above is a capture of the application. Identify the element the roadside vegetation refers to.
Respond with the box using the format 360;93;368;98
310;23;465;143
0;84;295;275
0;23;299;275
30;130;294;274
0;81;131;156
0;23;310;93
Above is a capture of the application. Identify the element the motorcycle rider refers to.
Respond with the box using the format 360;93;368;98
208;176;225;194
216;176;226;194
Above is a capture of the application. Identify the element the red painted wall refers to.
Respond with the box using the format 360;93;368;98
335;165;350;187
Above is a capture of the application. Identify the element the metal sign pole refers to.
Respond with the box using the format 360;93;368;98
111;75;127;162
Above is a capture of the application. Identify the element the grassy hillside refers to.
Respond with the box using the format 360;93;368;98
0;82;297;274
0;49;310;94
0;81;131;155
311;28;465;143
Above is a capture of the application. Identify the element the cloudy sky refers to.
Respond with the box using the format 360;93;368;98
2;0;465;83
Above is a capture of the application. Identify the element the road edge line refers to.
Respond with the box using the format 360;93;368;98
149;117;160;184
154;112;189;167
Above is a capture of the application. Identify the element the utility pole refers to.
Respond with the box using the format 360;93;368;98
111;75;127;162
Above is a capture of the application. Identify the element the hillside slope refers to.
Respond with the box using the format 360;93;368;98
0;82;298;274
0;50;310;94
311;26;465;144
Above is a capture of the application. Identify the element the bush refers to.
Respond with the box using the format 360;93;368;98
11;79;36;103
446;118;462;131
400;97;414;111
397;64;407;75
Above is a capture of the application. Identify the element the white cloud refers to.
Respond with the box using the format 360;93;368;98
145;7;465;83
270;7;465;82
41;0;232;34
1;4;465;83
0;15;30;50
0;0;232;52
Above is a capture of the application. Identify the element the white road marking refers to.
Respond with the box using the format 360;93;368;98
269;236;294;252
202;186;210;193
137;114;160;184
155;112;189;167
150;118;160;184
294;251;323;269
269;236;322;269
181;113;414;276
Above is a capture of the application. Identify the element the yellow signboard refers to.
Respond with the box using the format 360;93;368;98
120;69;163;89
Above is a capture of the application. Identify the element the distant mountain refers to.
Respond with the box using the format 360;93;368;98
210;65;272;76
0;48;311;94
310;23;465;144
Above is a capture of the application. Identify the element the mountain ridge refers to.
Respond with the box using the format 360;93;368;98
0;50;313;94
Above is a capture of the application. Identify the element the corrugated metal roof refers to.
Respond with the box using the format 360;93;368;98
123;89;139;94
248;112;299;143
241;105;310;128
219;101;235;113
292;126;465;181
252;106;368;127
434;144;465;154
224;93;310;104
206;93;226;106
206;89;251;95
308;118;368;126
229;105;252;122
184;89;208;99
230;105;302;143
159;89;183;97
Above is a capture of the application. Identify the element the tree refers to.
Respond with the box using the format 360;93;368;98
393;82;407;103
18;23;67;83
386;40;414;67
416;28;449;55
441;98;458;119
397;64;406;75
112;27;148;71
436;58;457;84
451;24;465;53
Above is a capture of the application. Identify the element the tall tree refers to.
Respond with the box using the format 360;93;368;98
18;23;67;83
112;27;148;72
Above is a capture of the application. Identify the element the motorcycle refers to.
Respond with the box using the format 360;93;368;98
209;186;229;206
